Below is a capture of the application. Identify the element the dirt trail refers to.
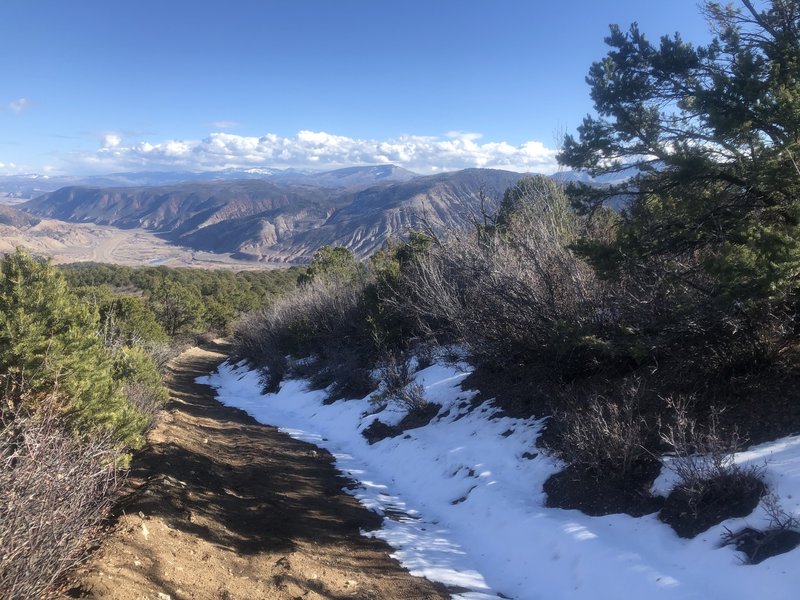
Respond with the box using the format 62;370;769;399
65;343;447;600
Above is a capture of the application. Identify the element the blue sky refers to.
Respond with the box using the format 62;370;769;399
1;0;713;175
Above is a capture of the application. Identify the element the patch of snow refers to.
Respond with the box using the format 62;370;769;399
199;361;800;600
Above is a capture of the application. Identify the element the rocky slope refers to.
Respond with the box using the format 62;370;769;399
0;204;40;228
162;169;524;262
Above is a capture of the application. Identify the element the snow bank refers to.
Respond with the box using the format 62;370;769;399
199;361;800;600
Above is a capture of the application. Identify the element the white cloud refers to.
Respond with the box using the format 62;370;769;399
62;130;559;174
101;133;122;148
209;120;240;130
0;161;23;176
7;98;30;113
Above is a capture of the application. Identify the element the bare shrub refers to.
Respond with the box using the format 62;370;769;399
0;413;122;599
309;346;374;402
145;341;175;372
659;396;762;492
700;306;797;376
393;176;608;373
659;397;766;537
413;345;434;371
232;310;288;391
550;379;651;480
370;355;429;413
233;276;372;394
761;491;800;532
719;492;800;564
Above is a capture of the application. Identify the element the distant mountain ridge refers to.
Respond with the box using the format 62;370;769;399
24;180;338;234
22;166;527;262
0;164;420;199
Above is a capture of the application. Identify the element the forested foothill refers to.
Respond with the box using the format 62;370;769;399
0;254;301;598
235;0;800;557
61;261;304;338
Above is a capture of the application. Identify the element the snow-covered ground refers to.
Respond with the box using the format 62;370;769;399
199;360;800;600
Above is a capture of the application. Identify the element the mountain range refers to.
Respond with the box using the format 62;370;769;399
0;165;418;200
22;166;527;262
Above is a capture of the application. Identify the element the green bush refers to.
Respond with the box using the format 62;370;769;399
61;261;303;337
0;249;146;449
80;287;169;348
299;245;364;285
364;232;432;352
113;346;163;390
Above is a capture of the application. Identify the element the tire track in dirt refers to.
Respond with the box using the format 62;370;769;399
64;342;448;600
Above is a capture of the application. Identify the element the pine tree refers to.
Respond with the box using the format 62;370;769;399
559;0;800;307
0;249;146;448
149;278;203;337
300;246;364;285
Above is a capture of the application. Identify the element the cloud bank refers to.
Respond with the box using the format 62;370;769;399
64;130;559;174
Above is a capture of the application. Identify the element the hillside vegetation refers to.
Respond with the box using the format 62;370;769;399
60;262;303;337
4;1;800;596
236;0;800;541
0;250;163;598
0;254;301;598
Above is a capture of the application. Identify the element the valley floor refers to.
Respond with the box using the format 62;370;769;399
0;220;280;270
63;343;447;600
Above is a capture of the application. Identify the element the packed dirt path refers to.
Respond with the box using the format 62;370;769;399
64;343;448;600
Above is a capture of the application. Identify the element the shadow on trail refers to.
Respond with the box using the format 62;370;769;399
117;342;383;559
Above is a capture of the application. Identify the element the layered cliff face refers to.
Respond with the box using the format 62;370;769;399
23;167;527;262
258;168;526;261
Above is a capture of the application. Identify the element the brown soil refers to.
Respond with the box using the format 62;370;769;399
63;342;448;600
543;463;665;518
659;473;766;539
361;404;441;445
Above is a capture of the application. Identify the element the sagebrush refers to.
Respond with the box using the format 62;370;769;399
0;413;121;599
